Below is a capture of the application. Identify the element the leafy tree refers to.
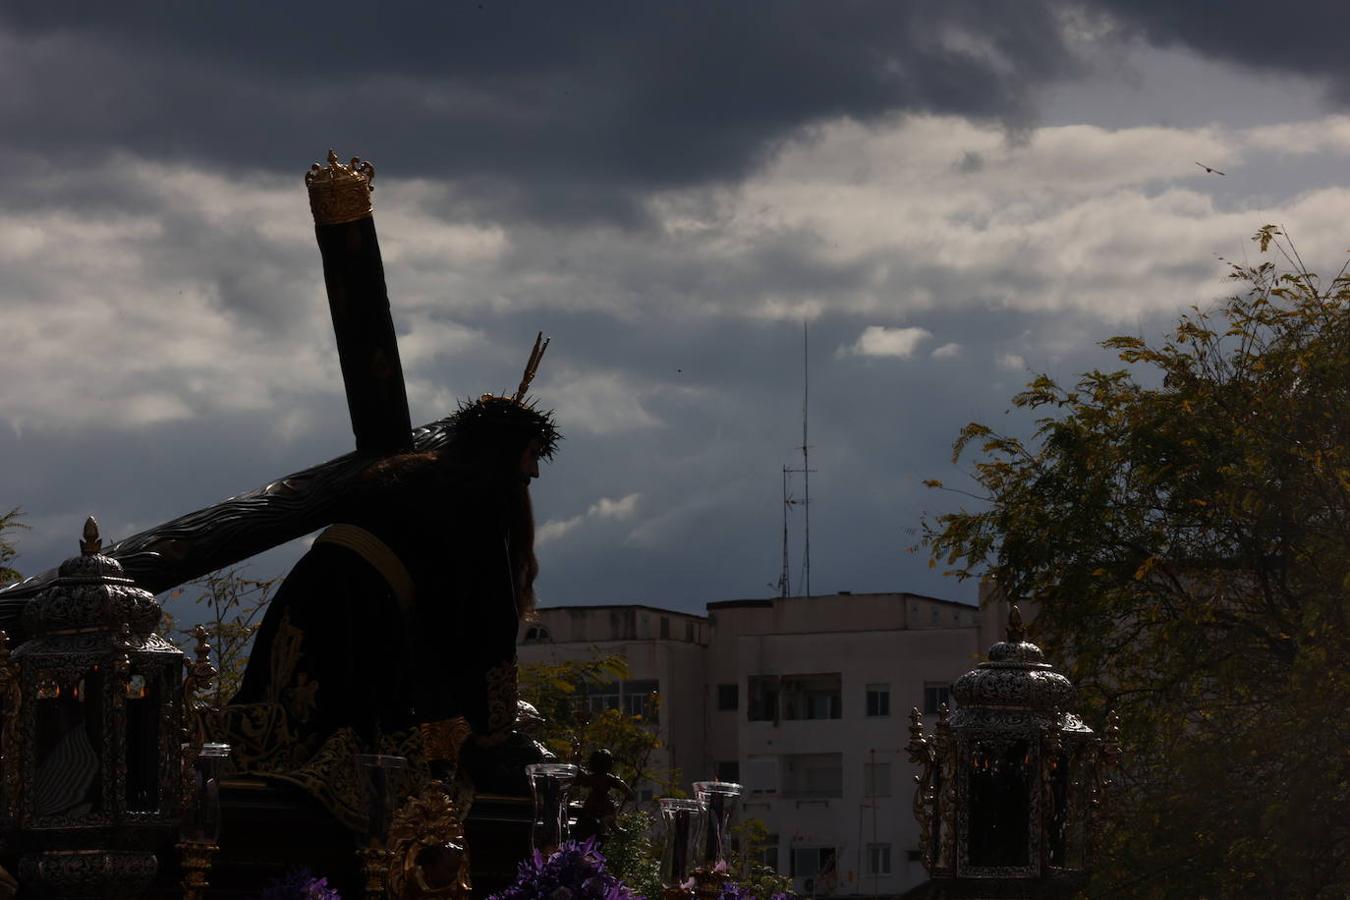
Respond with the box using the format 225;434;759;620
161;567;276;705
924;230;1349;897
0;507;27;587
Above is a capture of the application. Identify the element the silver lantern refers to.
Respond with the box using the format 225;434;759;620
907;605;1120;898
7;518;185;897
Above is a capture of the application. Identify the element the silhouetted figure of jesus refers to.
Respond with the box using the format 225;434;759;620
223;336;559;829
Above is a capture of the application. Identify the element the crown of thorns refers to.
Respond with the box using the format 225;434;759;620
447;332;561;460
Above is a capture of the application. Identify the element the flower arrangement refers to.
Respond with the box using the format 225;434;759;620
489;837;795;900
260;867;342;900
490;838;640;900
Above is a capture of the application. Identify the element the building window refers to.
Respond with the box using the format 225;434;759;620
866;843;892;876
717;683;739;711
780;674;841;720
757;835;779;871
923;683;953;715
622;679;659;721
863;761;891;798
660;616;670;639
716;760;740;783
685;620;695;642
865;683;890;718
790;846;837;878
586;682;621;713
522;624;552;643
748;676;780;722
744;755;779;795
780;752;843;799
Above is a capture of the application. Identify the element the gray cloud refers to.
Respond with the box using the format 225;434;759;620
0;2;1084;222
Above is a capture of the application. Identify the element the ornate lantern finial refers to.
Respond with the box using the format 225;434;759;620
79;516;102;556
1006;603;1025;642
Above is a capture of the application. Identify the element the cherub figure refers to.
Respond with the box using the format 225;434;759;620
572;749;635;845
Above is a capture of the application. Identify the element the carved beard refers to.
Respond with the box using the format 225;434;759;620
508;481;538;618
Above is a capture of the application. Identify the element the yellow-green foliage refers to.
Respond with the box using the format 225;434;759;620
518;654;677;800
925;230;1350;897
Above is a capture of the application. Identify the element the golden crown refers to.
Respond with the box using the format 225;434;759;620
304;149;375;226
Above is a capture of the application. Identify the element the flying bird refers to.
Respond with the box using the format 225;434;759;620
1195;162;1226;176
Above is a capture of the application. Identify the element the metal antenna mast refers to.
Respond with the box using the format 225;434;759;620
779;465;792;598
777;321;815;599
801;321;812;598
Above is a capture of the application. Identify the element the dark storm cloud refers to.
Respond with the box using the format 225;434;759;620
0;1;1081;221
1095;1;1350;102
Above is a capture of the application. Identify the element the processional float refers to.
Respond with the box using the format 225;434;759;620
0;152;528;898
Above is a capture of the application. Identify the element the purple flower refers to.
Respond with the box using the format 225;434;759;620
261;867;342;900
489;838;639;900
717;883;752;900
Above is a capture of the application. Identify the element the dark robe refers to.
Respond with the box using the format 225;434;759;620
223;470;523;829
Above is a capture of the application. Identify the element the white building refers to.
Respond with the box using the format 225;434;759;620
519;589;1000;898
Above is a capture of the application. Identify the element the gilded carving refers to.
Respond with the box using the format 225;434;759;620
933;704;957;874
176;840;218;900
384;779;471;899
182;624;218;750
419;716;472;766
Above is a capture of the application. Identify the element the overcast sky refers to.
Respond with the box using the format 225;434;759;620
3;2;1349;615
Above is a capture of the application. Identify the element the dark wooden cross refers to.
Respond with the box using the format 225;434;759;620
0;151;451;630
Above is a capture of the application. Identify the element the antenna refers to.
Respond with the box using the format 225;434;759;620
779;322;815;599
779;465;792;598
801;321;812;598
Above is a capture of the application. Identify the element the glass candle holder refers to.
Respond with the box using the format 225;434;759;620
692;781;741;868
182;742;231;844
526;762;579;855
355;753;408;847
659;798;703;888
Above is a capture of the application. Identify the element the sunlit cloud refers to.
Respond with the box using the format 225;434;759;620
538;492;642;545
841;326;933;358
